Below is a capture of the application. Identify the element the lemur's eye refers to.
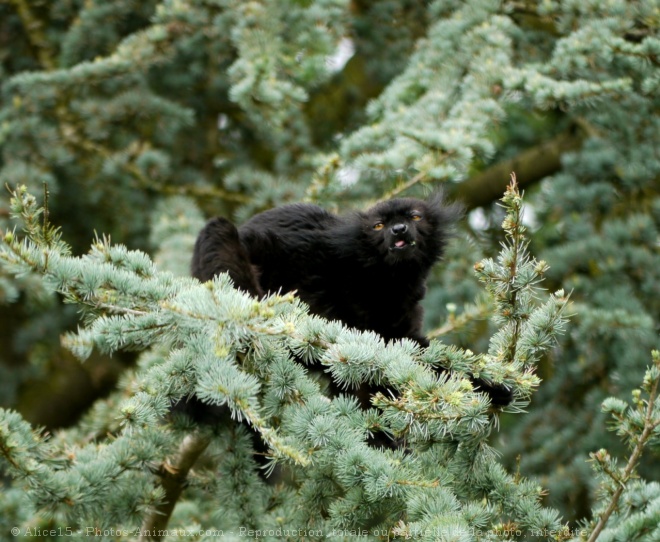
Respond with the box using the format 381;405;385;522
411;212;422;221
373;222;384;231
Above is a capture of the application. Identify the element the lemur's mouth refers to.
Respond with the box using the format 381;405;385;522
391;239;415;250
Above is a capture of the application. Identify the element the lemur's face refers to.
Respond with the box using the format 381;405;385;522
363;199;438;265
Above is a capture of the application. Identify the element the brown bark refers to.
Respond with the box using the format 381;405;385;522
139;433;212;541
453;128;584;210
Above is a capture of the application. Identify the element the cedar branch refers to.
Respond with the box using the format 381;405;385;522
9;0;57;70
586;357;660;542
453;128;584;210
139;432;212;541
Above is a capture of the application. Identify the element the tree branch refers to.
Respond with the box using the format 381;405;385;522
381;171;427;200
58;122;250;203
9;0;57;70
453;128;584;210
139;432;212;541
586;363;660;542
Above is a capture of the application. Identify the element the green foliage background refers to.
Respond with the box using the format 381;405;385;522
0;0;658;540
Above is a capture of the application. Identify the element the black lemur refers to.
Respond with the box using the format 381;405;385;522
191;194;512;407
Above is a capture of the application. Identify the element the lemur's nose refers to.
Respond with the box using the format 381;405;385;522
391;223;408;235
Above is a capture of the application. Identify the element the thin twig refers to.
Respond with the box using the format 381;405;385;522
427;300;493;339
503;174;522;365
586;369;660;542
380;171;427;200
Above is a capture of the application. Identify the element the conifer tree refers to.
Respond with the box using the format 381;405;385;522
1;179;572;539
